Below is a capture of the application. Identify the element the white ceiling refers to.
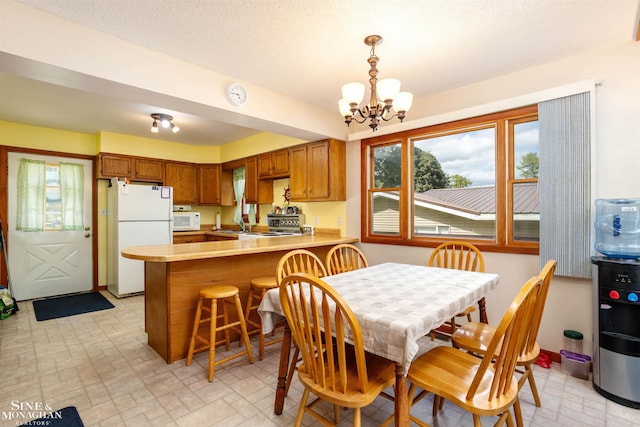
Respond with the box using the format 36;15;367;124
1;0;639;146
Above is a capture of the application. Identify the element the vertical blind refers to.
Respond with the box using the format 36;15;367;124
538;92;591;278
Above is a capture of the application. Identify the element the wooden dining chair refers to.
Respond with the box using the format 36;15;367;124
279;272;396;427
325;243;369;275
276;249;329;395
407;275;542;427
276;249;328;282
451;259;557;426
428;241;485;340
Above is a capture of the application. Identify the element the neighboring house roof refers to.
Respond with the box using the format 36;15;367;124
414;182;540;215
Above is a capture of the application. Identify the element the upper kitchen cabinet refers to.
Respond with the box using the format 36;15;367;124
258;149;289;179
97;153;164;182
289;139;346;202
198;164;221;205
245;156;273;204
165;162;198;205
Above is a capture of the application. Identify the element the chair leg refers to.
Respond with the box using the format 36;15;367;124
505;408;515;427
432;395;443;416
513;394;524;427
186;297;203;366
258;289;268;360
294;388;310;427
222;299;231;351
353;407;361;427
240;288;255;348
233;294;255;364
208;297;218;382
523;364;541;406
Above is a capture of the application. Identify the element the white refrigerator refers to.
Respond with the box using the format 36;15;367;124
107;178;173;297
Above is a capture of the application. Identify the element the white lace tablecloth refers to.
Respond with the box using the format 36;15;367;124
258;262;499;374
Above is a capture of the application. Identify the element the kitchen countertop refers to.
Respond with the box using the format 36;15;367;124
122;234;359;263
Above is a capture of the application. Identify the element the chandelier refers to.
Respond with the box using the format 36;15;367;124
150;113;179;133
338;35;413;132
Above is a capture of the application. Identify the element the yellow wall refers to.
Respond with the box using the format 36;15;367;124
0;120;97;155
98;131;221;163
221;132;304;162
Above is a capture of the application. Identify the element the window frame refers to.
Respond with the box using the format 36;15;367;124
361;105;539;254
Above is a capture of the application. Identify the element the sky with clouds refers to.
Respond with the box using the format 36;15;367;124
414;121;539;187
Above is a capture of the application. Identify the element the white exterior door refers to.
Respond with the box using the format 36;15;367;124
7;153;93;301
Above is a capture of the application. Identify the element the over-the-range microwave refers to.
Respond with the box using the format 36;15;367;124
173;212;201;231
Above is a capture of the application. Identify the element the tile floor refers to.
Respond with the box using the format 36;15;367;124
0;292;638;426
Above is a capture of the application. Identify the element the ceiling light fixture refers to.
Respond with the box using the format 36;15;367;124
338;35;413;132
150;113;179;134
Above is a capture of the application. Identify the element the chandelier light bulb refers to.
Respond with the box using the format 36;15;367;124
151;120;159;133
377;78;401;102
338;99;353;117
393;92;414;113
341;82;365;106
171;123;180;133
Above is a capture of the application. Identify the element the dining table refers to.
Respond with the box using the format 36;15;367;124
258;262;500;427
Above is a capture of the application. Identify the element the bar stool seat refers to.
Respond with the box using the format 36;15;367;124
244;276;282;360
186;285;254;381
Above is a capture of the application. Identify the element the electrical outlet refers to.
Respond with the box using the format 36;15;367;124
337;216;342;227
314;216;319;225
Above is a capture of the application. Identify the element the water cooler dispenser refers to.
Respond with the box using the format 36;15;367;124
592;199;640;409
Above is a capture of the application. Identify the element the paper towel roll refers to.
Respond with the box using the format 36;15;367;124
216;212;221;229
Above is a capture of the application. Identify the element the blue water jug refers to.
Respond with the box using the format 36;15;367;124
594;199;640;259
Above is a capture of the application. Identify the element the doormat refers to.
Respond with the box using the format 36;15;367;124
32;292;114;321
19;406;84;427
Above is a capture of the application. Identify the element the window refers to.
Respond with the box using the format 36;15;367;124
16;159;84;232
362;105;539;254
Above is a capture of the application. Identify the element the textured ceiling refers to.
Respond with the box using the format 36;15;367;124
2;0;639;145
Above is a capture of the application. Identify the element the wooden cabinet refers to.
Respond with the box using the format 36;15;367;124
258;149;289;179
99;154;130;178
172;233;206;244
289;139;346;201
134;158;164;182
165;162;198;204
198;164;221;205
98;153;164;182
245;156;273;204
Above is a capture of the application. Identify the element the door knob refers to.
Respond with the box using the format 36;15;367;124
85;227;90;231
84;233;91;238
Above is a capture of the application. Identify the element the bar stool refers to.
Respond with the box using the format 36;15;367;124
186;285;254;381
244;276;282;360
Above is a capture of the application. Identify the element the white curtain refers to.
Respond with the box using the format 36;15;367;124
16;159;46;231
16;159;85;232
59;162;85;230
248;204;256;227
233;168;246;224
539;92;591;278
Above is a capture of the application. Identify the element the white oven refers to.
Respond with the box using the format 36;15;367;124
173;212;201;231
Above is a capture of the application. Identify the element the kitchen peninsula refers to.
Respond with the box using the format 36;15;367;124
122;234;358;363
